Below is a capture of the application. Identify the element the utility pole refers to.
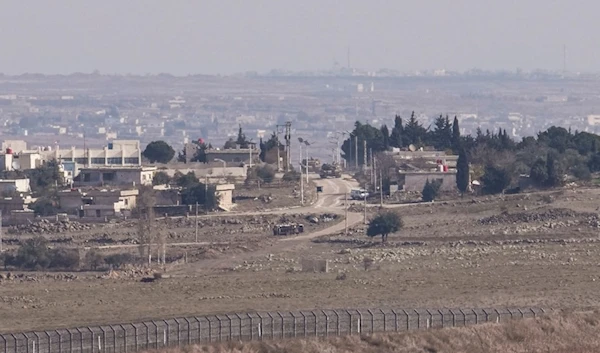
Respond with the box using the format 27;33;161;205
305;142;310;184
354;135;358;170
364;191;367;225
195;202;199;243
0;210;3;253
344;192;348;235
363;140;367;172
379;169;383;207
204;175;209;215
299;144;304;206
373;157;377;194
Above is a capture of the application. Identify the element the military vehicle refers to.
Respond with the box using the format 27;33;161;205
319;163;342;178
272;223;305;236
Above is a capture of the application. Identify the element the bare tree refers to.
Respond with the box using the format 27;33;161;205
137;186;157;264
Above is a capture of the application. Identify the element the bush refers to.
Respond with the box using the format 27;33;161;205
422;179;442;202
30;198;58;216
256;165;276;183
282;170;301;182
152;171;171;185
367;211;404;243
84;249;104;270
104;253;137;268
49;249;80;270
14;236;52;269
481;165;512;194
572;163;592;181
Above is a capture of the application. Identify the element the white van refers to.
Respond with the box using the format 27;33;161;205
350;189;369;200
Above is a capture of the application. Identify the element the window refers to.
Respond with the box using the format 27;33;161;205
83;173;91;182
102;172;115;181
124;157;139;165
95;210;101;218
107;157;122;165
75;158;86;164
91;158;104;165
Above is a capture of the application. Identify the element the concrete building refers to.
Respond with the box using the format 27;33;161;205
588;115;600;126
214;184;235;211
80;189;139;219
205;146;257;165
75;166;156;187
58;189;86;214
400;171;457;192
0;179;31;194
42;140;142;167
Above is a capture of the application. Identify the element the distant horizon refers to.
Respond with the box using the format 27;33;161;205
1;1;599;76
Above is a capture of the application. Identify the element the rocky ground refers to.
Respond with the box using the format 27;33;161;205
3;187;600;333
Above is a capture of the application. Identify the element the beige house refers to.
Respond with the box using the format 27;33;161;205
81;189;139;219
75;166;156;187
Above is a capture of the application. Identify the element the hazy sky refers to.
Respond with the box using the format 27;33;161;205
0;0;598;75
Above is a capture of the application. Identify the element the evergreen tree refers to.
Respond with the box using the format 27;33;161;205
404;111;427;147
452;116;461;150
456;149;470;196
380;124;390;151
389;115;404;148
236;124;249;148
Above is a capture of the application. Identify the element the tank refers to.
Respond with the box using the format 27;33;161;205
5;148;12;154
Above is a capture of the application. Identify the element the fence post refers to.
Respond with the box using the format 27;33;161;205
151;321;158;349
322;310;329;337
402;310;409;331
472;309;478;324
75;328;84;353
391;310;398;332
346;310;352;335
224;315;232;341
266;313;274;339
163;320;170;346
32;333;39;353
44;332;51;353
311;311;318;337
140;323;149;350
508;309;514;320
194;317;202;343
0;334;5;353
366;310;373;333
247;314;253;341
173;319;181;346
67;330;73;353
277;312;284;339
414;310;420;329
518;309;525;319
482;309;490;323
438;310;444;328
380;309;387;332
290;312;297;338
118;325;127;353
256;313;263;341
530;308;536;318
98;327;106;353
130;324;138;352
300;312;306;337
494;309;501;323
333;311;340;336
357;310;363;334
109;326;117;352
182;319;191;345
235;314;243;341
425;310;433;329
449;310;456;327
459;309;466;326
10;334;16;353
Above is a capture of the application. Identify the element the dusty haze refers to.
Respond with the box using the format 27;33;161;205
0;0;598;74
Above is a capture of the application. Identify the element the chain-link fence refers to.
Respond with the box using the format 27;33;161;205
0;307;548;353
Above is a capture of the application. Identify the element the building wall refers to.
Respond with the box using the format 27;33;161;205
402;172;457;192
0;179;31;193
77;169;155;187
205;151;253;164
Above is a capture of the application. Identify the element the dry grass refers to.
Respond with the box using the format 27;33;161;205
154;311;600;353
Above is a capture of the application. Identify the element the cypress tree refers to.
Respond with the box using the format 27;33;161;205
452;116;461;151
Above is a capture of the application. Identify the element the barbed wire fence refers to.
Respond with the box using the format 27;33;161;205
0;307;549;353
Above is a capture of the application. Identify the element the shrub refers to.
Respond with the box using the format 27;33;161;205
282;170;301;182
49;249;80;270
367;211;404;243
104;253;137;268
84;249;105;270
14;236;52;269
422;179;442;202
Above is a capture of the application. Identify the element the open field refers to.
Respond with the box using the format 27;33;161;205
154;311;600;353
3;185;600;333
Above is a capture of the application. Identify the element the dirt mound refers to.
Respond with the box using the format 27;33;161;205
479;208;599;225
156;312;600;353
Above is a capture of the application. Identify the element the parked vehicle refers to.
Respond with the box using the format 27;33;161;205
350;189;369;200
272;223;305;236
